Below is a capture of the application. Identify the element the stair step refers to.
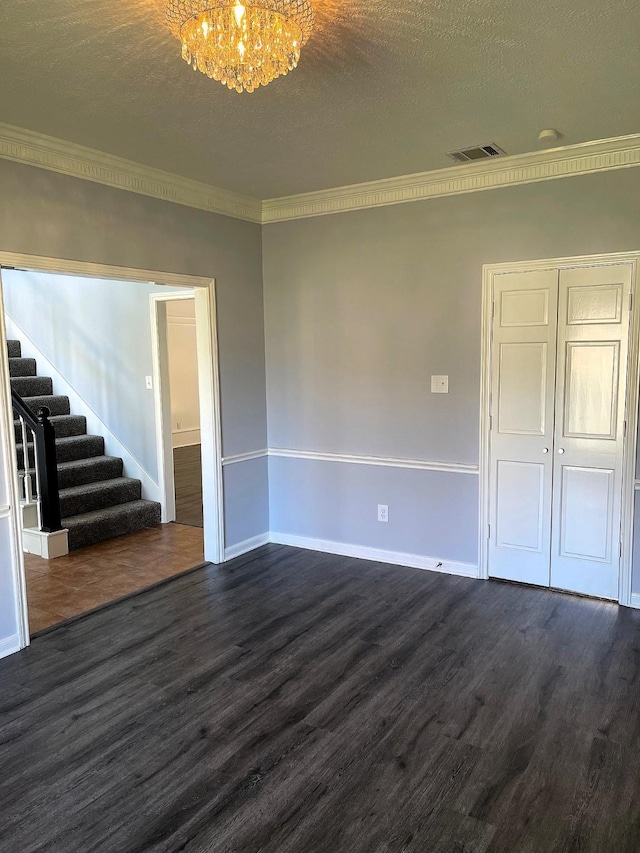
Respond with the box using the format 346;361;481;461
11;375;53;397
16;434;105;468
62;500;162;550
9;358;37;378
7;336;160;553
14;414;87;442
55;456;123;489
22;394;71;417
59;477;142;518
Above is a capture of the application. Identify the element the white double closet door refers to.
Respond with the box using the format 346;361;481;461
488;262;633;599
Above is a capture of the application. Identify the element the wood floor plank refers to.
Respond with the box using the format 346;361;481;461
2;544;640;852
173;444;203;528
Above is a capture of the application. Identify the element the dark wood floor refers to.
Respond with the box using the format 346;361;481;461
173;444;203;528
2;545;640;852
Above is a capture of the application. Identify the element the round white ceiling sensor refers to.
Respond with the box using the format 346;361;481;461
537;129;562;146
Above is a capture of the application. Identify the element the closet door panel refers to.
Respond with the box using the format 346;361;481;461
488;269;558;586
550;264;633;599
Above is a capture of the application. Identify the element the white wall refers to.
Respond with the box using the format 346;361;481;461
3;270;167;495
166;299;201;448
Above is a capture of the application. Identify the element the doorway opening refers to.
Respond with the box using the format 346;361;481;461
151;293;204;529
0;255;223;648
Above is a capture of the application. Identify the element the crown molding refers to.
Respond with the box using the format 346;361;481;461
0;122;262;224
261;133;640;222
2;122;640;225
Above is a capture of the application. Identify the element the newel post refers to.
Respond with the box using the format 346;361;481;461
35;406;62;533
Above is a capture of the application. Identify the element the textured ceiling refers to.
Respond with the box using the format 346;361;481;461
1;0;639;198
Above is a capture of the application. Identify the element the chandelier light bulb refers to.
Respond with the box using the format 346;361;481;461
233;2;246;26
167;0;315;93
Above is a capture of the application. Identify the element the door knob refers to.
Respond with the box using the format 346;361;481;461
542;448;549;453
558;448;565;454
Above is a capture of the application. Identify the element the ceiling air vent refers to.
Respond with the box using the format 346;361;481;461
447;143;507;164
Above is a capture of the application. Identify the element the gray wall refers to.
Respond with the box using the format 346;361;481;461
263;168;640;574
0;159;267;461
0;159;268;651
269;456;478;565
4;156;640;652
224;457;270;548
4;270;167;480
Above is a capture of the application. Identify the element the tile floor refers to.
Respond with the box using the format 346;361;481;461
24;523;205;634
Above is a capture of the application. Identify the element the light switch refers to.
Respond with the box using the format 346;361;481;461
431;375;449;394
145;376;153;390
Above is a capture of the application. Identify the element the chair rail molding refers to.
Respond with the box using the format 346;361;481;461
222;448;477;474
1;122;640;223
268;447;479;474
221;447;478;473
222;449;269;466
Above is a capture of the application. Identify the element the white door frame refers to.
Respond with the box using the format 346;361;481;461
479;251;640;607
0;253;225;651
149;290;200;525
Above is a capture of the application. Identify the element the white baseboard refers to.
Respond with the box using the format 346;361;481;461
224;532;270;561
269;532;479;578
22;527;69;559
630;593;640;609
222;530;479;579
0;633;21;659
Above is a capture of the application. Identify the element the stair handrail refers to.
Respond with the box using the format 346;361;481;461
11;388;63;533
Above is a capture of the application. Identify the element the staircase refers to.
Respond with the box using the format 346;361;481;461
8;338;162;551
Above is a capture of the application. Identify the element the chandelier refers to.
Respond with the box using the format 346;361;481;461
166;0;315;93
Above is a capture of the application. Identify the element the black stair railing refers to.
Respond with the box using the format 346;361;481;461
11;388;62;533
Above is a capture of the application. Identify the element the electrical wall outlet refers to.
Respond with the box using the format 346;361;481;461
431;375;449;393
378;504;389;523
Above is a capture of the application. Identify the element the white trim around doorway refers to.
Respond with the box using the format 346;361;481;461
151;291;185;524
150;290;201;525
0;274;30;651
478;251;640;607
0;253;225;652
